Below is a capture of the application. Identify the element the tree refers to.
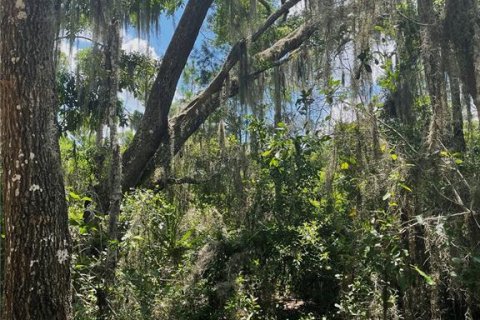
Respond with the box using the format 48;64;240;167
122;0;315;189
0;0;71;319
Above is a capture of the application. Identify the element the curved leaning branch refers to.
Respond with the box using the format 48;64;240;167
255;18;319;62
164;16;321;173
122;0;305;190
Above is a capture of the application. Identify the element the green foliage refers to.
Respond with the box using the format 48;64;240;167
225;274;261;320
59;134;97;192
57;48;129;134
119;51;159;103
128;0;183;35
51;0;480;319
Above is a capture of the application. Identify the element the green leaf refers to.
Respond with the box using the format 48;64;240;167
109;239;120;246
320;135;332;142
412;265;435;286
340;162;350;170
180;230;193;243
131;236;144;242
68;209;83;226
74;264;88;271
269;158;280;168
261;150;272;157
69;191;81;200
79;226;89;235
399;183;412;192
383;192;392;201
309;199;321;208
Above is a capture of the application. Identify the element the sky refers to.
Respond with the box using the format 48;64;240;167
60;6;213;113
60;1;308;73
58;1;334;119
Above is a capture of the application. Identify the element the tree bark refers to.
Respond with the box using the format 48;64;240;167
105;17;122;279
273;66;284;126
122;0;214;190
0;1;71;319
96;12;122;319
446;51;466;152
444;0;480;124
418;0;448;151
472;2;480;121
417;1;449;317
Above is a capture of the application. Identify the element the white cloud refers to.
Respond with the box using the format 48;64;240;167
57;30;94;70
120;36;159;113
290;1;306;16
58;31;160;72
122;37;159;60
57;31;160;114
119;89;145;113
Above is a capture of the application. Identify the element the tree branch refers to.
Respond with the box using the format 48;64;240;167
166;16;320;166
251;0;303;42
123;0;305;189
258;0;272;15
56;34;104;47
153;175;217;190
255;17;319;62
121;0;214;191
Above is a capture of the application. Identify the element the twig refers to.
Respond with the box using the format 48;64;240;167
56;34;104;47
396;9;434;27
400;211;476;233
377;118;419;154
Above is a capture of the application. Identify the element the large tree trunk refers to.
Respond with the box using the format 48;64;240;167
0;1;71;319
121;0;214;190
444;0;480;120
96;12;122;319
471;0;480;120
105;17;122;283
418;0;448;151
417;1;449;317
446;50;466;152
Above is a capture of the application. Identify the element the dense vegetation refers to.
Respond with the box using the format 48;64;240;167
1;0;480;319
